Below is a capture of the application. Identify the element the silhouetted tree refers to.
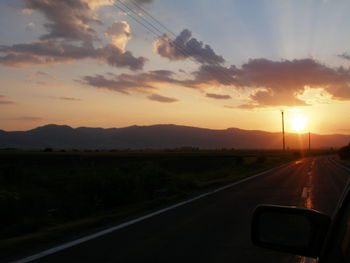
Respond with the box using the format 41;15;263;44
338;143;350;160
43;147;53;152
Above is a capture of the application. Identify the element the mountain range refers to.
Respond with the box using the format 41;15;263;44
0;124;349;150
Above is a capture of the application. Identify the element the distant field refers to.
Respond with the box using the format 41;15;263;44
0;149;331;257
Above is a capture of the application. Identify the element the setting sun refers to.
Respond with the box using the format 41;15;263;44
290;114;308;132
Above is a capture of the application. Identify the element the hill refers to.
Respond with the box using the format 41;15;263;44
0;124;349;149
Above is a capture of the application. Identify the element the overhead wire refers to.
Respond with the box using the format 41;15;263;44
112;0;238;87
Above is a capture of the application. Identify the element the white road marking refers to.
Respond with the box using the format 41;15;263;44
330;158;350;173
10;162;291;263
301;187;308;198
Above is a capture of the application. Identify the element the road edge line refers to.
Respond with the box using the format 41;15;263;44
10;161;291;263
329;157;350;173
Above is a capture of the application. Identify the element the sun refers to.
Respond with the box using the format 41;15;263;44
290;114;307;132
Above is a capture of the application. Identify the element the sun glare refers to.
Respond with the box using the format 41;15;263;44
290;114;307;132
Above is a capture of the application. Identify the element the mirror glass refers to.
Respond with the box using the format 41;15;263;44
259;212;313;247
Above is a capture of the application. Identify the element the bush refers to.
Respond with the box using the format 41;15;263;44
43;147;53;152
338;143;350;160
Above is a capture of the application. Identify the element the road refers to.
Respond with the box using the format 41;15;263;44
13;156;350;263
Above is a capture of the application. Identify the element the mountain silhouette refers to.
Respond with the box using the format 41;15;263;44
0;124;349;149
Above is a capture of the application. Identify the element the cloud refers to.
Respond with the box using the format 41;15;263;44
185;58;350;108
83;58;350;107
24;0;100;42
0;39;146;70
234;58;350;107
105;21;131;52
338;53;350;60
0;95;15;105
206;93;231;99
81;70;182;94
102;44;146;70
0;1;145;70
25;22;35;31
59;96;81;101
233;104;257;110
81;0;114;9
189;64;238;87
0;100;15;105
153;29;225;65
147;94;178;103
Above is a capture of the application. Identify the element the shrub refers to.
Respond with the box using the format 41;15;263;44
338;143;350;160
43;147;53;152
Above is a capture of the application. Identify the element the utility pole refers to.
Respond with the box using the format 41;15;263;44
309;132;311;151
281;110;285;151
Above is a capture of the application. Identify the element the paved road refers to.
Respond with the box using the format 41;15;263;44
15;156;350;263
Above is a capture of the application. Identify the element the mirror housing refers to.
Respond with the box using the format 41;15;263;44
251;205;331;258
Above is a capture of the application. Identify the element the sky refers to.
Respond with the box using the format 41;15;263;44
1;0;350;134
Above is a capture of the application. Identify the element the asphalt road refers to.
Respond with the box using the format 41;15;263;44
15;156;350;263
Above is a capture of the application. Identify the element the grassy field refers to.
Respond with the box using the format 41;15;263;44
0;149;331;258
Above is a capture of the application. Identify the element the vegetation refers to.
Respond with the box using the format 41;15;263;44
338;143;350;160
0;149;331;257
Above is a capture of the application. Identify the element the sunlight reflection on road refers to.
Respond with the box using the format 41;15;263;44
305;160;314;209
305;189;313;209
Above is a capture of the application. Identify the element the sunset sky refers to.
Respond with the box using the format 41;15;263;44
1;0;350;134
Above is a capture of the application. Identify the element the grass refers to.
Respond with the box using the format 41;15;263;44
0;149;330;259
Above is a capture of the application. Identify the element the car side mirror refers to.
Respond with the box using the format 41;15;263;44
251;205;331;258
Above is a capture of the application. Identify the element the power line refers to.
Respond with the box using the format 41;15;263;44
112;2;161;38
115;0;164;37
112;0;238;87
128;0;178;38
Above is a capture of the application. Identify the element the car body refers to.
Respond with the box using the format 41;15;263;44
251;167;350;263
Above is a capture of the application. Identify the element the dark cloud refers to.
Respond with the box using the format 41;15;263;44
59;96;81;101
235;58;350;107
224;104;252;110
24;0;99;42
153;29;225;65
188;58;350;108
147;94;178;103
234;104;257;110
338;53;350;60
0;0;145;70
102;44;147;70
82;58;350;108
206;93;231;100
0;100;15;105
188;64;239;87
0;95;15;105
0;40;146;70
81;70;185;94
36;71;50;77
